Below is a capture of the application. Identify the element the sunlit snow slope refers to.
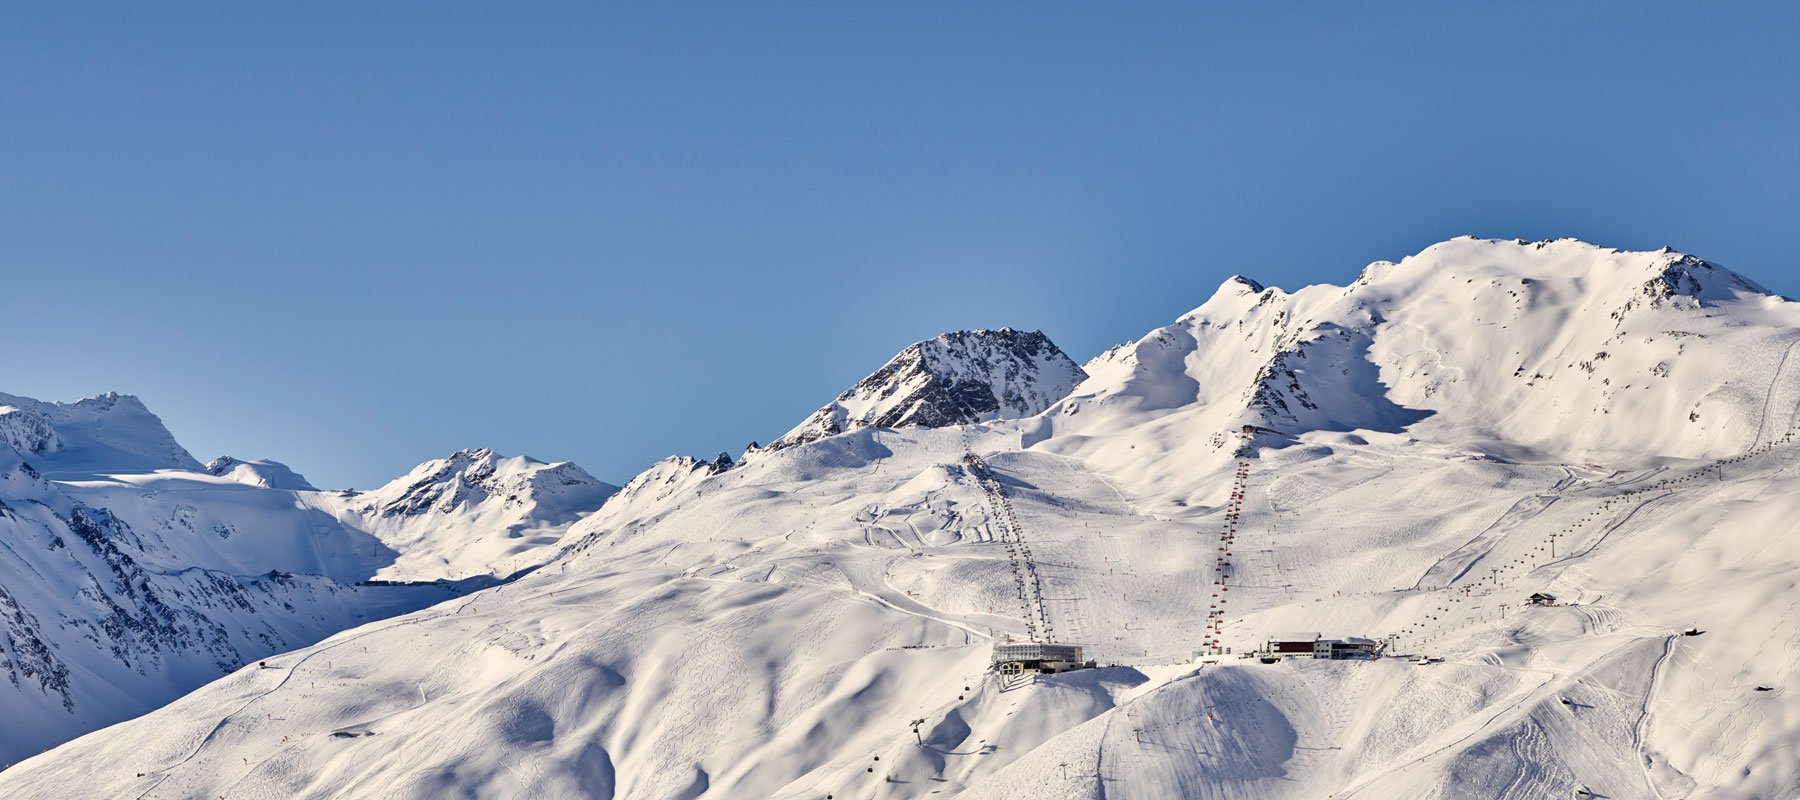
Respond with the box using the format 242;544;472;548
0;396;614;764
5;238;1800;799
771;327;1087;451
312;448;618;581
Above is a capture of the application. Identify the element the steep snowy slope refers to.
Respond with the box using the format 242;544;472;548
0;404;61;456
6;238;1800;799
1037;237;1800;498
770;328;1086;450
0;396;613;764
0;442;456;764
311;449;619;581
0;392;203;474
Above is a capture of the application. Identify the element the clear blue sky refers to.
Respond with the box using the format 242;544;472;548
4;3;1797;488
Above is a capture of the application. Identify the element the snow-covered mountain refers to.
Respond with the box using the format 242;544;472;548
6;238;1800;799
0;392;203;474
315;448;618;581
0;411;444;763
0;404;61;457
770;327;1086;450
205;455;318;491
1037;237;1800;498
0;395;615;764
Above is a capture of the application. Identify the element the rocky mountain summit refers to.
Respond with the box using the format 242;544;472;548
770;327;1087;450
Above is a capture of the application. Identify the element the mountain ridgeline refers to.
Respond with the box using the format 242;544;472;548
0;395;619;763
768;327;1088;451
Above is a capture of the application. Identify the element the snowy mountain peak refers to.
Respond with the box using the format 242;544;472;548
341;449;619;581
203;456;317;491
0;391;200;473
368;449;609;520
1214;274;1267;299
1049;237;1800;481
771;327;1088;450
1384;236;1764;293
614;454;718;497
1640;251;1767;304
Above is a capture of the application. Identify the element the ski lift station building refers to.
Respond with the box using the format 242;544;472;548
1315;637;1379;660
991;643;1091;676
1266;632;1323;655
1263;632;1380;660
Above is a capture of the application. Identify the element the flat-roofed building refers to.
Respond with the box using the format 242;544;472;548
1314;636;1379;660
1260;632;1381;660
1265;632;1321;654
991;643;1089;676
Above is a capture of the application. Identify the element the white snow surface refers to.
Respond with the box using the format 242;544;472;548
0;404;62;457
0;391;203;475
314;448;619;581
4;238;1800;798
0;401;618;764
0;443;458;765
772;327;1087;450
206;456;319;491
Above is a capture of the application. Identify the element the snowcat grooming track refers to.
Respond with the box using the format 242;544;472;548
1400;422;1800;652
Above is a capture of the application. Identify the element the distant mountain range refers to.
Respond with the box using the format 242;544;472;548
0;391;616;762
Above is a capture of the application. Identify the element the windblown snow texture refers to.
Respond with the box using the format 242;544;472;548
6;239;1800;799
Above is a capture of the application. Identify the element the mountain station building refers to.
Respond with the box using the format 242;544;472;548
1314;636;1379;659
1262;632;1380;660
991;643;1091;676
1266;632;1322;654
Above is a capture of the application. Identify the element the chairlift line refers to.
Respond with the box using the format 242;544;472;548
964;450;1055;644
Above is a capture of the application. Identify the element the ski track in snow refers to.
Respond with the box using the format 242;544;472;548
1755;337;1800;449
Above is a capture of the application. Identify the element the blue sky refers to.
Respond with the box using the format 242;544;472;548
4;3;1797;488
